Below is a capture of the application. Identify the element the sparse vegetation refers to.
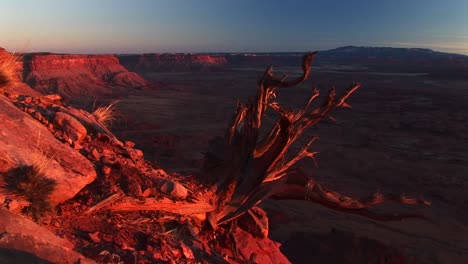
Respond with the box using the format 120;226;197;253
0;52;20;92
3;138;57;220
92;100;120;128
5;164;57;220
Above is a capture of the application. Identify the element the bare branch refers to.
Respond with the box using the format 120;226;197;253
203;52;429;229
97;197;215;215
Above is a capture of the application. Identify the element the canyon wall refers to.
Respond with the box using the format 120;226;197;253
22;53;148;99
118;53;228;73
4;46;467;102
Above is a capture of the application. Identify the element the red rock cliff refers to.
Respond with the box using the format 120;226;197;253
23;53;148;98
118;53;228;72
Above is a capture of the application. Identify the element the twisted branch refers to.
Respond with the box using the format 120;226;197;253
204;52;430;228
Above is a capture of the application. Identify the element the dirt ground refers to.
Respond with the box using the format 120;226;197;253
106;68;468;263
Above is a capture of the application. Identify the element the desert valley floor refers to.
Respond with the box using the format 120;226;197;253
81;68;468;263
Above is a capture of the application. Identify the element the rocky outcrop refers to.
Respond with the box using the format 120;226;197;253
53;112;88;148
0;208;95;263
22;53;148;98
118;53;228;72
0;95;96;205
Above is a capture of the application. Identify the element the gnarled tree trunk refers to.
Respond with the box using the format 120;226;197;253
204;52;430;228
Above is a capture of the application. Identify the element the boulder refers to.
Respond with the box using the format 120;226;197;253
159;180;188;199
53;112;87;146
0;95;96;205
0;208;95;263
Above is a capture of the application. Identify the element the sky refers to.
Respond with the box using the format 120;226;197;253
0;0;467;54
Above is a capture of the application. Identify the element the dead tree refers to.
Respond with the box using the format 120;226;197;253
204;52;430;228
84;52;429;229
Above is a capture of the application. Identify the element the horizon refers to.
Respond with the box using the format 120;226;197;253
3;45;468;57
1;0;467;55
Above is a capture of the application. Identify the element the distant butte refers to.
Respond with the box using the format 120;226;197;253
21;53;148;99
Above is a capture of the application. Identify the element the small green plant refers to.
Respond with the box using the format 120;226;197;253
92;100;120;128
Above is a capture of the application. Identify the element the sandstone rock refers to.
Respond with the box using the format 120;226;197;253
180;243;194;260
102;165;111;175
4;198;30;213
90;148;101;161
128;148;144;161
54;112;87;146
0;96;96;205
141;188;152;198
159;180;188;199
26;107;35;114
124;140;136;148
0;208;95;263
112;71;148;87
118;53;228;73
33;111;47;124
38;94;62;107
88;232;101;243
23;54;147;98
61;107;121;144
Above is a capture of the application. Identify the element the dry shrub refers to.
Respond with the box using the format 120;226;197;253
6;164;57;219
4;137;57;220
92;100;120;128
0;52;21;91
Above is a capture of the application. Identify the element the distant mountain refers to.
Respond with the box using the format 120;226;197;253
318;45;467;60
314;46;468;78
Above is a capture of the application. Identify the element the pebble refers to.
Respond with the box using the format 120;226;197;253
89;232;101;243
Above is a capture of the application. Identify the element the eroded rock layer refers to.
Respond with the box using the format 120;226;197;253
22;53;148;98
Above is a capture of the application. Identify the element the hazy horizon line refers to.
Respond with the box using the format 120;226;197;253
4;45;468;56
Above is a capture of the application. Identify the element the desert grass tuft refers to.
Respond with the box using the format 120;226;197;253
92;100;120;128
0;52;21;90
3;134;57;220
5;164;57;220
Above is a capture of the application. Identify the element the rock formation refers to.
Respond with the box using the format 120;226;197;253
0;94;97;206
22;53;148;99
0;208;95;263
118;53;228;73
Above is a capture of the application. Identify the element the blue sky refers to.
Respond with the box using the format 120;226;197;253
0;0;467;54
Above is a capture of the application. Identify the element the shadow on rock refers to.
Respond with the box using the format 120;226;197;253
0;248;53;264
